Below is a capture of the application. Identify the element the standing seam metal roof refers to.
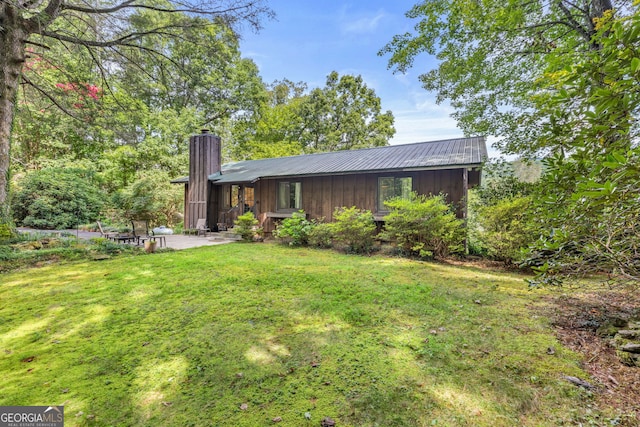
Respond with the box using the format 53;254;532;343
172;136;487;184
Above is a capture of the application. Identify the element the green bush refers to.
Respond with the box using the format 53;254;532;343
12;168;104;229
0;222;16;243
382;193;464;260
477;196;539;264
331;207;376;254
234;211;262;242
115;172;183;227
272;211;314;246
308;222;333;248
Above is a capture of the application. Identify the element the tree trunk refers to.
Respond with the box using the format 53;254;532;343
0;3;27;220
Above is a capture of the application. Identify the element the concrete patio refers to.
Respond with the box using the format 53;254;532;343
18;228;239;250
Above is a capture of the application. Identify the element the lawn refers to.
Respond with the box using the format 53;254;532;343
0;243;614;426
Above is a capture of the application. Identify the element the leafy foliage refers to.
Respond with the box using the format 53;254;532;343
382;193;464;260
475;160;536;206
468;160;538;261
526;148;640;287
230;79;306;160
1;0;272;213
298;72;396;153
380;0;628;158
476;196;539;264
272;211;315;246
115;172;183;227
12;168;104;229
234;211;262;242
523;10;640;287
308;222;333;248
230;72;396;160
331;207;376;254
384;1;639;288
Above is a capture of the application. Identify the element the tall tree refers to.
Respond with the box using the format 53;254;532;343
230;79;306;160
0;0;272;218
298;71;395;153
379;0;628;157
381;0;640;286
524;10;640;286
98;11;267;176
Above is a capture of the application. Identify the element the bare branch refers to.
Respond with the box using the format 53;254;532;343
41;27;181;47
62;0;254;16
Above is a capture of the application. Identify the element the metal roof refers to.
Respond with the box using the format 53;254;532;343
172;136;487;184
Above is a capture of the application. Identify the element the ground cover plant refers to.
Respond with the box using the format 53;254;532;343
0;233;145;273
0;243;632;426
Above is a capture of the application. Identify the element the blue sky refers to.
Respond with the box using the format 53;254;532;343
240;1;478;152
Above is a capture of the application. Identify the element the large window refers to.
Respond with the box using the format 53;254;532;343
378;177;412;212
277;181;302;211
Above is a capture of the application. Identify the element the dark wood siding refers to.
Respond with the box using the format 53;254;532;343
245;168;467;232
187;133;221;229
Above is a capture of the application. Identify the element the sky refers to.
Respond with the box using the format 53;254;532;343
240;1;498;155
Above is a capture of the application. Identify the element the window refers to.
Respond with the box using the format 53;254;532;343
277;181;302;211
378;177;412;212
222;185;231;208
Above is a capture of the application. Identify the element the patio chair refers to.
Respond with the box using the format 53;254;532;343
96;221;117;240
131;220;166;248
184;218;210;237
195;218;211;237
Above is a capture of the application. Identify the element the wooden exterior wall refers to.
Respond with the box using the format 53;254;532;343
187;132;221;229
242;168;468;233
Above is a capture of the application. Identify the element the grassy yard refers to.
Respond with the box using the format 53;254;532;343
0;243;614;426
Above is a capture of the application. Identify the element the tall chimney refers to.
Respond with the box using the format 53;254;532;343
187;130;221;229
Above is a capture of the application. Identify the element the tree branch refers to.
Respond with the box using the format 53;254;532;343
41;27;183;48
61;0;252;16
20;74;82;121
557;0;592;43
24;0;64;33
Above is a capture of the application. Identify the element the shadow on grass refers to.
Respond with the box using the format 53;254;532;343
0;245;607;426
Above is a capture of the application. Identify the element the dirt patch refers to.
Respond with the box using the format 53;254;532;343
540;289;640;421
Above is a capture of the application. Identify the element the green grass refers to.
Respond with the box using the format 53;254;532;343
0;243;608;426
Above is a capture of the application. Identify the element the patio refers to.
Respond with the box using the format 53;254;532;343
17;228;239;250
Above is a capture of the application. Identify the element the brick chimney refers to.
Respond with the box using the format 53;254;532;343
186;129;221;229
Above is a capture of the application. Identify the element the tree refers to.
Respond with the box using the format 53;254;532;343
298;71;395;153
229;79;306;160
523;11;640;287
0;0;272;220
382;1;640;288
230;73;395;160
380;0;629;158
97;12;267;176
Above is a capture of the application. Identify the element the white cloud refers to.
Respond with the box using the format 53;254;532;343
340;9;386;34
391;111;462;145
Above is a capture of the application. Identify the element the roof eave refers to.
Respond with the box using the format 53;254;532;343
208;162;485;184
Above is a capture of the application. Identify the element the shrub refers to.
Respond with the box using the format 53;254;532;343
308;222;333;248
382;193;464;260
234;211;262;242
0;222;16;243
331;207;376;254
116;172;183;227
273;211;314;246
477;196;539;264
12;168;104;229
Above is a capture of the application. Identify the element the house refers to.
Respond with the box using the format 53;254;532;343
172;130;487;233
